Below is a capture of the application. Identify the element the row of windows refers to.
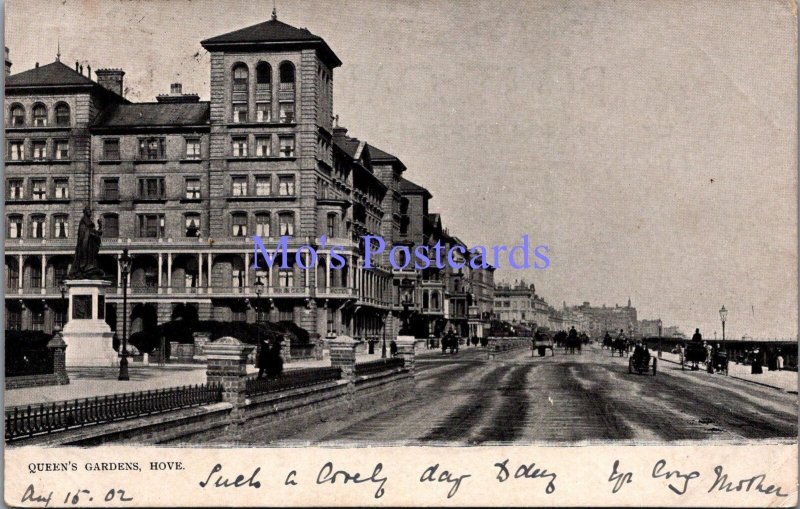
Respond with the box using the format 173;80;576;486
232;100;294;124
5;211;304;240
98;134;295;160
7;177;69;201
8;102;71;127
7;138;70;161
97;174;295;201
7;214;70;239
230;134;295;157
100;137;200;161
232;61;295;87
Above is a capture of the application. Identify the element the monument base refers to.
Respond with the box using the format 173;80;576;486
62;279;119;367
63;328;118;367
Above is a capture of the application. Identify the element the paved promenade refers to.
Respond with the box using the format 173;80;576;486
3;351;381;408
656;350;797;392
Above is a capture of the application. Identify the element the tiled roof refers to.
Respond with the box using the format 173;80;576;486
201;18;341;67
95;102;210;128
399;177;431;197
7;60;95;87
334;137;360;159
368;143;406;170
202;19;323;44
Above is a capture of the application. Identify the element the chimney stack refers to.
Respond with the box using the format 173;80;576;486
87;65;91;79
95;68;125;97
5;47;11;76
75;61;79;72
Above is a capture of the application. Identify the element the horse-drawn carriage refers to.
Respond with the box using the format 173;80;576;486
611;337;629;357
441;334;459;354
682;342;707;370
532;333;555;357
709;350;729;375
629;353;657;375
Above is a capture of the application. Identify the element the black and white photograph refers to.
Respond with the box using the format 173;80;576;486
2;0;798;506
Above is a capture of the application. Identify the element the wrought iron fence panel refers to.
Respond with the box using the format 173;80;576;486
245;366;341;396
5;383;222;443
353;357;405;377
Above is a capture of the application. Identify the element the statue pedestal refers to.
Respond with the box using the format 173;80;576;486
62;279;118;367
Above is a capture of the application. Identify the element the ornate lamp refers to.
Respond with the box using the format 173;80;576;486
118;249;132;381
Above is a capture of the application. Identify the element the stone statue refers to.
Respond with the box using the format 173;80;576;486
68;207;106;279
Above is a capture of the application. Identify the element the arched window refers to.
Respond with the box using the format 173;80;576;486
231;212;247;237
30;214;46;239
278;212;294;236
256;62;271;85
232;63;249;91
53;214;69;239
184;213;201;237
32;103;47;126
7;214;23;239
9;104;24;126
279;62;295;88
255;212;270;237
55;103;70;126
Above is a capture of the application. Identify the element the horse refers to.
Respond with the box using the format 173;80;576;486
602;335;613;350
612;337;627;357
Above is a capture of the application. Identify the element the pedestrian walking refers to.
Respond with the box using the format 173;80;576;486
266;339;284;379
777;349;784;371
751;348;763;375
676;343;684;366
256;338;270;379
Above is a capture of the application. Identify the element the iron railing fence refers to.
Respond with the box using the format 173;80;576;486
245;366;341;397
5;383;222;443
353;357;405;377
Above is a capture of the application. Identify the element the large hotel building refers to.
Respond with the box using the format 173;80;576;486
4;15;494;343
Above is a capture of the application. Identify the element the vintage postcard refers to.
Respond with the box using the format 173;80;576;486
2;0;797;506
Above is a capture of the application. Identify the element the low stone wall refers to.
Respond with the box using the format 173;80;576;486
7;336;417;447
6;373;62;390
5;332;69;390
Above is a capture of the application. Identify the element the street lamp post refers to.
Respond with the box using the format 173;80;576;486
657;319;663;358
118;249;132;381
254;276;264;352
719;305;728;352
381;312;387;359
59;280;67;329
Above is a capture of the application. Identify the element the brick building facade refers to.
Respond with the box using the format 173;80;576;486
4;15;492;342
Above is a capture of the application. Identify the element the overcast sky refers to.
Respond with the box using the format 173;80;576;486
6;0;797;338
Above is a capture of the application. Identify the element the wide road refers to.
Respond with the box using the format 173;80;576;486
272;344;797;444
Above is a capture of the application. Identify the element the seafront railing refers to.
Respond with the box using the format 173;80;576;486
5;383;222;443
244;366;341;397
353;357;405;377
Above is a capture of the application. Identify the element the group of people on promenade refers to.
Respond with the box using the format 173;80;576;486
256;338;284;379
677;328;785;375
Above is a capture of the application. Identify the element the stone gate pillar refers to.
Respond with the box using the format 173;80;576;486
47;330;70;385
395;336;417;377
329;335;358;383
205;336;254;421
